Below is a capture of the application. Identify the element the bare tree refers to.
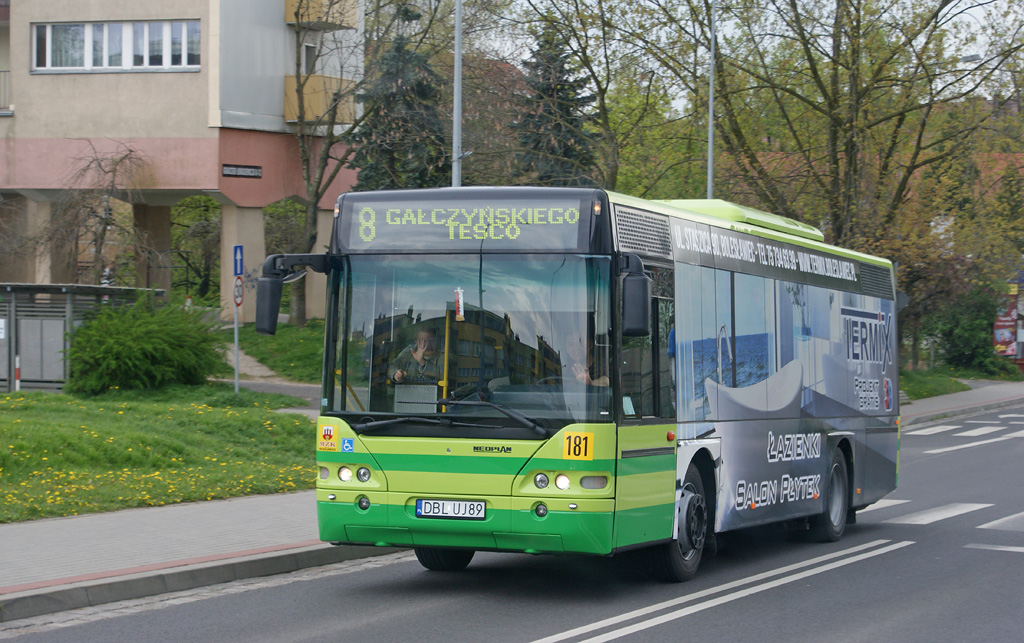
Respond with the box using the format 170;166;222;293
46;141;148;285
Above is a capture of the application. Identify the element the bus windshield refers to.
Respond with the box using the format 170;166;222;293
328;253;612;429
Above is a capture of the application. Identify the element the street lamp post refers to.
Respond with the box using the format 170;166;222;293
452;0;463;187
707;0;717;199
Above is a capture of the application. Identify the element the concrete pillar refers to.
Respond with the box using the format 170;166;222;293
0;196;74;284
304;207;333;320
220;204;266;323
133;204;172;293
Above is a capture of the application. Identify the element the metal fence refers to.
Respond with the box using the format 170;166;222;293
0;284;163;393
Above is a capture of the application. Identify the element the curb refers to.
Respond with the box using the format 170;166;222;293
900;393;1024;426
0;544;396;623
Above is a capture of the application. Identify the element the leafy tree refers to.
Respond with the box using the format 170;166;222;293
512;20;597;186
346;6;451;191
927;285;1007;374
170;196;221;304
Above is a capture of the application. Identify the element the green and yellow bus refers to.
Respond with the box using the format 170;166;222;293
256;187;899;581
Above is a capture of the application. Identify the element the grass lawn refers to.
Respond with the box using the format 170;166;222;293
0;383;315;523
231;320;324;384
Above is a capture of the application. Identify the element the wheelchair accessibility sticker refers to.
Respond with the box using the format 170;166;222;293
341;438;355;453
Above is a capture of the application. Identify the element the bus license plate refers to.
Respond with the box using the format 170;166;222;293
416;499;486;520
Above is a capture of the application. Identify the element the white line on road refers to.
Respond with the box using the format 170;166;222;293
954;426;1007;437
977;511;1024;531
965;544;1024;554
858;499;910;513
530;540;904;643
884;503;992;525
565;541;915;643
924;437;1014;454
1005;430;1024;438
906;425;961;436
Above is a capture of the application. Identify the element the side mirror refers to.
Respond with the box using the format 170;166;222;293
255;253;329;336
256;275;284;335
621;254;651;337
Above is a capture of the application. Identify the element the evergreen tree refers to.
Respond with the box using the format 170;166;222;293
514;22;597;187
347;7;450;190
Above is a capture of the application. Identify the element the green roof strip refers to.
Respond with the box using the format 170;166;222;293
657;199;825;243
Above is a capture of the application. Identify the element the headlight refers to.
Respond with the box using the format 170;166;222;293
319;467;330;480
339;466;353;482
357;467;371;482
555;474;571;490
534;473;549;489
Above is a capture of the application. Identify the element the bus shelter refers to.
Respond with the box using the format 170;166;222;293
0;284;162;393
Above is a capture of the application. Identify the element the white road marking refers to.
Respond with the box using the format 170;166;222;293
884;503;992;525
1005;430;1024;438
531;540;905;643
954;426;1007;437
924;437;1014;453
565;542;915;643
906;425;960;436
964;420;992;424
977;511;1024;531
965;544;1024;554
857;499;910;513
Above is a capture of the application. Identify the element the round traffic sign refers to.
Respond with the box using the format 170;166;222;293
233;276;244;306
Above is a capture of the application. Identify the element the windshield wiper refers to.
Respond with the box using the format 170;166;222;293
351;416;492;433
439;398;548;437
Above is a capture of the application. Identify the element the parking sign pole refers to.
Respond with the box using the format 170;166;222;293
233;274;243;396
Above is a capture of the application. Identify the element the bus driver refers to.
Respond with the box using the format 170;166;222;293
389;328;442;384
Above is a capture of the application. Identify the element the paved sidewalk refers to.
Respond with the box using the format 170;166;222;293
3;379;1024;623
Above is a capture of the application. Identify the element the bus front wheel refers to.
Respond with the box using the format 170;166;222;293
414;547;475;571
808;447;849;542
651;463;707;582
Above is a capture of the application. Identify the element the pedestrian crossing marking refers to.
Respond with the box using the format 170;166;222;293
954;426;1006;437
964;420;991;424
1006;430;1024;438
906;425;961;436
884;503;992;525
858;499;910;514
977;511;1024;531
965;544;1024;554
924;436;1014;454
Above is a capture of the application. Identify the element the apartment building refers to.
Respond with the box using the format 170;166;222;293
0;0;361;321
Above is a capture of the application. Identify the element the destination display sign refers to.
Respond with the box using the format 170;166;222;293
338;197;588;252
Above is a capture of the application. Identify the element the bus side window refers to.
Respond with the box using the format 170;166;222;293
621;280;674;421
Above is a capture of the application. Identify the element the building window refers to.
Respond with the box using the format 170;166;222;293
32;21;200;72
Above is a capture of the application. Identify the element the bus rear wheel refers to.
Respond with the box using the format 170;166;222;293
651;463;707;582
808;447;849;542
414;547;475;571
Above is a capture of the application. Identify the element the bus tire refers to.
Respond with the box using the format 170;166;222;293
651;463;707;582
808;447;849;542
414;547;475;571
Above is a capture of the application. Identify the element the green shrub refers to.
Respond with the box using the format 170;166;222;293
66;297;228;395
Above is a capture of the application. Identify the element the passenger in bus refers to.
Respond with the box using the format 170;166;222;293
389;328;442;384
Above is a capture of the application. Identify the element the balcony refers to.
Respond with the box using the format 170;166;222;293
284;74;355;124
285;0;357;31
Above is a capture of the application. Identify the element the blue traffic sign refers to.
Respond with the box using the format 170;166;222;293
233;245;244;276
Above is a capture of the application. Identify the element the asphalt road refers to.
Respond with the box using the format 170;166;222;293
5;404;1023;642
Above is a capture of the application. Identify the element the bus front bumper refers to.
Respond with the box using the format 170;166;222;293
316;489;614;555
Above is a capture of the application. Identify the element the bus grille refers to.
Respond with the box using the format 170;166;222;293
859;263;894;299
615;207;672;259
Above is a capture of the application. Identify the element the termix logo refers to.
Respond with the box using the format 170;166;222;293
841;308;893;367
473;446;512;454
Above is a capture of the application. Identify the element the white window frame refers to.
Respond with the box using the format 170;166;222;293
31;20;201;73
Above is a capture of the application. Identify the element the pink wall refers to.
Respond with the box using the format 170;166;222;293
0;130;357;209
217;128;357;209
